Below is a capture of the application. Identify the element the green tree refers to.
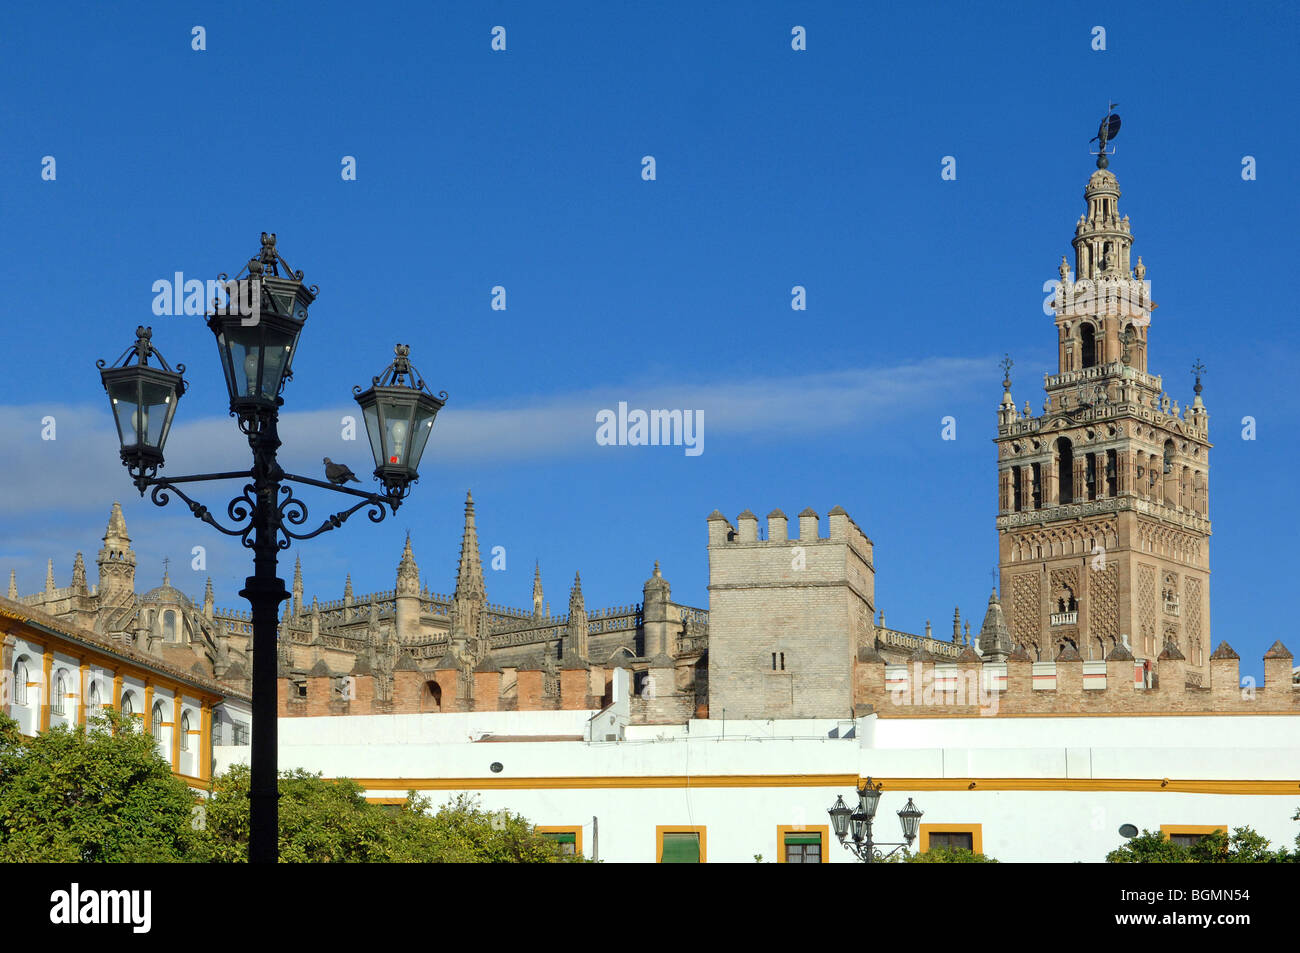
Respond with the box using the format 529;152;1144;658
0;710;202;862
902;845;998;863
1107;821;1299;863
0;712;583;863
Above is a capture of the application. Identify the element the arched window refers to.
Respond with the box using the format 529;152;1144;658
12;657;29;706
163;610;176;642
87;681;101;714
423;681;442;712
52;669;67;716
1011;465;1022;511
121;690;135;717
1057;438;1075;504
180;711;191;751
151;702;164;740
1079;323;1097;368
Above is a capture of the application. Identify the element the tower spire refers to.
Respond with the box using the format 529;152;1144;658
450;490;487;659
564;571;588;662
532;561;544;618
292;555;304;616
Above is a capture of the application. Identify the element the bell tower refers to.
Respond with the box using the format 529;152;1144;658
995;142;1212;683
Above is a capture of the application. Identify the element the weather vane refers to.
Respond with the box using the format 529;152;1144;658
1089;103;1121;169
999;354;1014;387
1192;359;1206;396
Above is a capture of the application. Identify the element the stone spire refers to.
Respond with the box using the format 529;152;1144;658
564;571;588;663
45;559;55;594
532;562;544;618
203;578;214;619
952;607;961;642
642;561;674;659
397;533;419;594
292;555;304;617
7;570;16;599
97;502;136;605
976;589;1013;662
343;573;354;606
395;533;421;639
72;553;87;594
450;490;487;656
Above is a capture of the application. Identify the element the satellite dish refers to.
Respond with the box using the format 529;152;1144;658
1119;823;1139;839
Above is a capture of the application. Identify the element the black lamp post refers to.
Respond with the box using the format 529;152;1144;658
828;777;923;863
97;233;447;863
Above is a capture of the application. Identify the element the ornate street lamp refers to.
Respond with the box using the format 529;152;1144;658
97;327;187;483
353;344;447;500
827;777;923;863
97;233;447;863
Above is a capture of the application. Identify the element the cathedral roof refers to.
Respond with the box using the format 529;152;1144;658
141;571;193;608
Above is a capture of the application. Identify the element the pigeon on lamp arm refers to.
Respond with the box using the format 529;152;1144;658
323;457;360;485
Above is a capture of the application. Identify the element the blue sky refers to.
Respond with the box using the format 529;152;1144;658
1;1;1296;679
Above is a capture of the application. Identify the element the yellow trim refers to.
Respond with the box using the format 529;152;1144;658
199;703;212;782
112;673;123;709
656;826;706;863
365;797;408;806
1160;824;1226;840
339;775;1300;796
919;823;983;854
536;825;584;856
40;651;52;731
776;824;829;863
171;695;182;772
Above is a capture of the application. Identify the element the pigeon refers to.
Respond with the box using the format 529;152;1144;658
323;457;360;485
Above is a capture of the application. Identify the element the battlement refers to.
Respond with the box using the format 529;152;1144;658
854;641;1298;717
707;507;873;565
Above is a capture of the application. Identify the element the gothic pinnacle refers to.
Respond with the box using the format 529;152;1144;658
7;569;16;599
45;559;55;592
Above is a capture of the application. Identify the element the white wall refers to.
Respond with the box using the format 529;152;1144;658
207;709;1300;863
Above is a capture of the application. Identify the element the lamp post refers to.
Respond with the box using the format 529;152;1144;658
827;777;923;863
97;233;447;863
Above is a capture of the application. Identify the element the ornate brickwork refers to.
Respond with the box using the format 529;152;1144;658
1092;564;1119;644
1011;572;1040;657
1186;577;1202;652
1137;563;1156;654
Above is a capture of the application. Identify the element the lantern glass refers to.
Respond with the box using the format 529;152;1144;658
859;783;882;821
849;809;868;843
897;798;923;843
363;401;382;470
380;397;417;468
828;796;851;839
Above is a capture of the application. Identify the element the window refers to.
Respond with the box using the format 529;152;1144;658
163;610;176;641
12;657;29;706
657;826;706;863
87;681;100;712
211;715;224;748
151;702;164;740
537;826;583;859
1079;322;1097;368
121;691;135;717
231;721;249;745
1160;825;1225;849
180;711;191;751
51;669;67;716
771;652;786;671
919;824;983;855
778;825;829;864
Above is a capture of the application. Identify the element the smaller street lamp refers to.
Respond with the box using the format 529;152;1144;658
353;344;447;500
97;326;186;484
827;777;923;863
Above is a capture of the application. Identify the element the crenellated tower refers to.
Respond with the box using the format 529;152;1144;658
996;150;1212;681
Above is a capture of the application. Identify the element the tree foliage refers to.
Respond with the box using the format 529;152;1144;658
0;709;201;862
902;845;998;863
0;712;581;863
1106;821;1299;863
